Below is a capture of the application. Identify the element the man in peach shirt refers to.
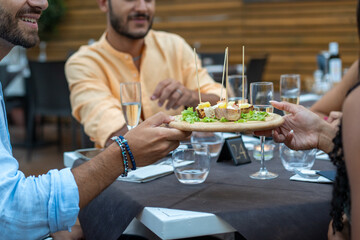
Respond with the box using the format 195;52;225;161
65;0;222;148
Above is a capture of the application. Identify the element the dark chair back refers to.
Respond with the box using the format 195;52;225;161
26;61;77;151
200;52;225;66
246;55;268;95
28;61;71;116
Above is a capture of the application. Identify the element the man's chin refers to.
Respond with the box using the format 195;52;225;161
121;31;149;40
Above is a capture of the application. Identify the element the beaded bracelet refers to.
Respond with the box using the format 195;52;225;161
118;135;136;170
111;136;129;177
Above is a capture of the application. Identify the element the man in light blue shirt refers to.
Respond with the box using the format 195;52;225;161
0;1;189;239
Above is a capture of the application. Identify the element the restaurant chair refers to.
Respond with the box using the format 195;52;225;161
0;65;27;125
245;54;268;95
26;60;77;153
199;52;225;66
80;125;94;149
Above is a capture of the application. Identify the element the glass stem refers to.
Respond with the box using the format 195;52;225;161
260;136;267;172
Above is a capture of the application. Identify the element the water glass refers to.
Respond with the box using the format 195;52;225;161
172;144;210;184
280;74;300;114
280;143;316;172
228;75;248;102
190;132;224;158
120;82;141;130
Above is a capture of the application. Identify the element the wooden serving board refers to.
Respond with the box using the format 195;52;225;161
169;113;284;133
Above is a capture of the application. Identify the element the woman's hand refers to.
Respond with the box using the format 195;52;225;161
124;112;191;167
326;111;342;128
255;101;337;153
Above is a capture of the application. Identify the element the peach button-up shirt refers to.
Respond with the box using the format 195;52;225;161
65;30;222;147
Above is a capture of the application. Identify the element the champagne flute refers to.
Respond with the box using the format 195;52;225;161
249;82;278;180
120;82;142;130
280;74;300;114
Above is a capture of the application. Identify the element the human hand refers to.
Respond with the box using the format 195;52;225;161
326;111;342;128
151;79;196;110
255;101;335;152
124;112;191;166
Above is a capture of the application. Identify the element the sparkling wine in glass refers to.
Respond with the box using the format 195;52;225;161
280;74;300;114
249;82;278;180
120;82;141;130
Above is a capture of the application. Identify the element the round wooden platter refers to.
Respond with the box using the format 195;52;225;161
168;113;284;133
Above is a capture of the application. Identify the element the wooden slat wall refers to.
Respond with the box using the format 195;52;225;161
28;0;358;89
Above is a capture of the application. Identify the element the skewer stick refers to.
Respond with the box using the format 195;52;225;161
242;45;245;103
220;47;228;101
226;48;229;105
194;48;202;104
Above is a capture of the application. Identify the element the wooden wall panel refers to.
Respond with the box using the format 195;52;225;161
28;0;358;89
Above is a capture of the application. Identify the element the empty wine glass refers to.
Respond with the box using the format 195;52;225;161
228;75;248;103
249;82;278;180
120;82;142;130
280;74;300;114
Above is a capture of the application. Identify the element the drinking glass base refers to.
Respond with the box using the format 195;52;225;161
250;169;278;180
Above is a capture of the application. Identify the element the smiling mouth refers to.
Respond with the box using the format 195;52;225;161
20;17;38;24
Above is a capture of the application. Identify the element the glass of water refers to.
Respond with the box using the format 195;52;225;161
280;74;300;114
190;132;224;159
280;144;316;172
172;144;210;184
120;82;141;130
249;82;278;180
228;75;248;103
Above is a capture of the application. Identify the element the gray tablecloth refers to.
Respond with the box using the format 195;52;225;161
77;147;334;240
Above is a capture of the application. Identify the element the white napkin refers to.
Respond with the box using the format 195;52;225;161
290;170;332;183
316;150;330;160
117;165;173;183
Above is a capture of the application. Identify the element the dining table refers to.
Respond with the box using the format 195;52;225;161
69;138;334;240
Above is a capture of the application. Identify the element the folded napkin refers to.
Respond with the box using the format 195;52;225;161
316;150;330;160
117;159;194;183
290;170;332;183
117;164;173;183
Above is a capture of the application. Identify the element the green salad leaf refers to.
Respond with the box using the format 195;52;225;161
200;117;217;122
220;117;229;122
181;107;200;124
241;110;269;121
235;119;247;123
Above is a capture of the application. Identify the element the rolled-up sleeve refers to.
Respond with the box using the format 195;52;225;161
0;147;79;239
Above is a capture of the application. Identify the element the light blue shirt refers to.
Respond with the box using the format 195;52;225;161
0;83;79;239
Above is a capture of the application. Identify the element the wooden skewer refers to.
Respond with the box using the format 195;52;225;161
242;45;245;103
226;47;229;105
220;47;228;101
194;48;202;104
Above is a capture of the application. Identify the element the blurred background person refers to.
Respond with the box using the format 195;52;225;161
65;0;222;148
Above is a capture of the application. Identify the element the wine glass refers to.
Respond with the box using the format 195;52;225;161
249;82;278;180
280;74;300;114
228;75;248;103
120;82;142;130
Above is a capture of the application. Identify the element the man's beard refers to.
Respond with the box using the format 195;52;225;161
108;1;153;40
0;6;40;48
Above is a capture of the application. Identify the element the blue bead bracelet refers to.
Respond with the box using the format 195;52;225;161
118;135;136;170
111;136;130;177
